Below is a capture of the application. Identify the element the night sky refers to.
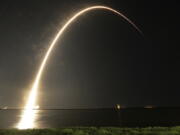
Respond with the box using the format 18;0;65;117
0;0;179;108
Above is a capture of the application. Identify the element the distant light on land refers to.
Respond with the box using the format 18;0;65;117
116;104;121;109
144;106;154;109
3;106;8;110
17;5;142;129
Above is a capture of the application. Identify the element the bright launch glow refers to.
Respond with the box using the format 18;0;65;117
17;5;142;129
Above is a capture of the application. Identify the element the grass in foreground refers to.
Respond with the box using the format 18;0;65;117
1;127;180;135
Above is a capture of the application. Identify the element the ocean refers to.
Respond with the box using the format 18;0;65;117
1;108;180;128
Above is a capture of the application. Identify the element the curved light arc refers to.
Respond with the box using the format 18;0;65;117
17;5;142;129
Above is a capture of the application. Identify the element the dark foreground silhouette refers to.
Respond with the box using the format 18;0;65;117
1;127;180;135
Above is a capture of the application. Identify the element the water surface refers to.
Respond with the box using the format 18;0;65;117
1;108;180;128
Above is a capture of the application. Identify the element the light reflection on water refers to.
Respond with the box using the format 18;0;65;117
0;109;118;128
16;109;39;129
1;108;180;128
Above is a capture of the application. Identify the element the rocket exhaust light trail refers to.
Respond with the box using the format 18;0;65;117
17;5;142;129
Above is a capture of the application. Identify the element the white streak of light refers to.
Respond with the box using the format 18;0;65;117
17;5;142;129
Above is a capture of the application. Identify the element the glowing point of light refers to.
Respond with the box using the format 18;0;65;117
116;104;121;109
3;106;8;110
17;5;142;129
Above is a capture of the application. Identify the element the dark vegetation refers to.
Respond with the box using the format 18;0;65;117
1;127;180;135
